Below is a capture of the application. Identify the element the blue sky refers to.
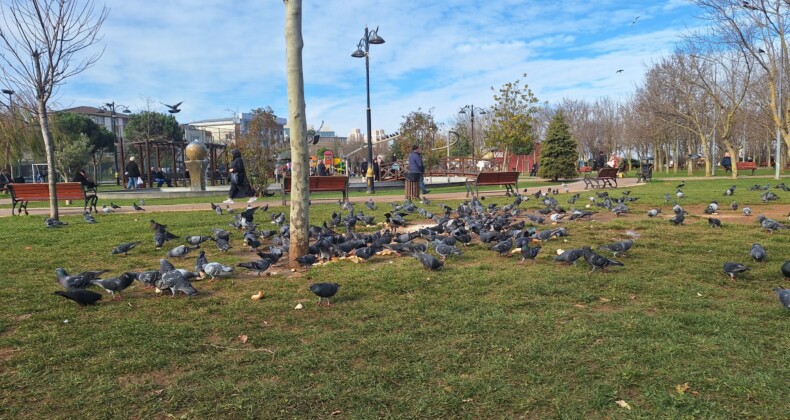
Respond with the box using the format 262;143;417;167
56;0;701;137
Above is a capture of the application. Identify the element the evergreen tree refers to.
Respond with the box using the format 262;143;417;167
538;110;577;181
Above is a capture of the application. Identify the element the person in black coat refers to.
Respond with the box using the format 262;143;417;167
72;168;96;190
125;156;140;190
225;149;257;204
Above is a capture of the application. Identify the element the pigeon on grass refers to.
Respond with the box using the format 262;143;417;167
773;287;790;309
723;262;750;280
54;289;102;306
598;240;633;257
309;282;340;306
237;259;272;276
56;268;108;289
749;244;767;262
582;246;624;272
111;242;141;256
91;273;136;299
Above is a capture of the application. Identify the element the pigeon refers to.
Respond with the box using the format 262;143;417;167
647;208;661;218
156;270;198;297
202;262;234;280
757;215;786;233
134;270;162;287
53;289;103;306
724;185;736;196
110;202;121;209
519;244;541;263
433;242;463;261
553;248;583;265
161;101;183;113
491;239;513;256
743;206;752;216
723;262;750;280
237;259;272;276
102;205;112;214
295;254;318;267
167;245;197;258
139;199;145;206
582;246;624;272
749;243;767;262
365;199;376;211
214;238;231;252
730;202;738;212
194;250;209;273
309;282;340;306
56;268;108;289
676;181;685;189
111;241;141;255
132;202;145;211
353;246;377;262
707;217;721;228
44;217;67;228
676;190;684;199
210;202;222;215
783;260;790;279
408;251;444;270
669;214;685;226
773;287;790;309
598;239;633;257
90;273;136;299
185;235;212;247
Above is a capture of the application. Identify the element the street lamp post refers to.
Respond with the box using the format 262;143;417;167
1;89;12;110
458;105;486;172
352;26;385;194
99;102;131;186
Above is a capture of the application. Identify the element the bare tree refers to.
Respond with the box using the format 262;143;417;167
0;0;107;219
284;0;309;268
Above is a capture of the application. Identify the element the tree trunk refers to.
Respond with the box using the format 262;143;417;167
284;0;309;268
37;100;59;220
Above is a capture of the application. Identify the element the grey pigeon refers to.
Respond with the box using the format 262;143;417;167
365;199;376;211
774;287;790;309
111;241;141;255
783;260;790;279
582;246;624;272
167;245;196;258
757;215;786;233
102;205;112;214
214;238;231;252
44;217;67;228
84;211;96;224
210;202;222;215
743;206;751;216
155;267;198;297
202;262;234;280
730;202;738;212
669;214;685;226
134;270;162;287
519;244;541;263
491;239;513;256
90;273;136;299
54;289;102;306
598;240;633;257
554;248;583;265
647;208;661;217
408;251;444;270
56;268;108;289
185;235;211;247
237;259;272;276
723;261;750;280
309;282;340;306
433;241;462;261
353;246;377;262
749;243;767;262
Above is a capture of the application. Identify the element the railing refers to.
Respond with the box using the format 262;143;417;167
376;157;500;181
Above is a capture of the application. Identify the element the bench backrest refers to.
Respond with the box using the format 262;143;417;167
596;168;619;178
475;171;520;185
578;166;592;173
736;161;757;168
8;182;86;201
283;176;349;193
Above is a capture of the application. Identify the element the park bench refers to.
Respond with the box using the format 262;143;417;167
465;171;520;197
7;182;98;215
282;176;349;205
578;166;592;174
733;161;757;175
582;167;619;190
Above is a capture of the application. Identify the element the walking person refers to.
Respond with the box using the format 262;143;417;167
125;156;140;190
408;145;429;194
224;149;257;204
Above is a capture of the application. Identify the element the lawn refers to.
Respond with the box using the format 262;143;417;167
0;178;788;418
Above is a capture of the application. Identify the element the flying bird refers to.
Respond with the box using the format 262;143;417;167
161;101;183;113
631;16;640;25
616;69;624;73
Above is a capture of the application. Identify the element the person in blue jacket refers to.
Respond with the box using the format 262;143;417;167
408;144;429;194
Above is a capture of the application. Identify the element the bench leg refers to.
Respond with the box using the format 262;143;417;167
11;199;18;216
281;190;286;206
465;180;472;197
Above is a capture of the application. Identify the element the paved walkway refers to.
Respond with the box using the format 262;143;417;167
0;176;646;218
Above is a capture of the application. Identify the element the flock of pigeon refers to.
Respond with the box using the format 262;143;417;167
52;181;790;310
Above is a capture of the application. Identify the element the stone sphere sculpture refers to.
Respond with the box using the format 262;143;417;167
185;140;208;161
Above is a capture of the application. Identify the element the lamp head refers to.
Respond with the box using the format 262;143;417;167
122;108;131;114
351;49;366;58
1;89;13;95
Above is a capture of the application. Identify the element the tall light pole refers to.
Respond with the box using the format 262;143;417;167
352;26;385;194
458;105;486;171
1;89;12;110
99;102;131;185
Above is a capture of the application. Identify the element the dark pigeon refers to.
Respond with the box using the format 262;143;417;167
237;259;272;276
54;289;102;306
132;202;145;211
296;254;318;267
707;218;721;228
408;251;444;270
353;246;377;262
309;282;340;306
56;268;108;289
669;214;685;226
195;250;208;273
491;239;513;256
773;287;790;309
155;268;198;297
519;244;541;263
723;262;750;280
582;246;624;272
90;273;136;299
783;260;790;279
757;215;786;233
554;248;583;264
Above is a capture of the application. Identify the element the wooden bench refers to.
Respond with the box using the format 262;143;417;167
578;166;592;174
465;171;520;197
7;182;98;215
282;176;349;205
734;161;757;175
583;167;619;190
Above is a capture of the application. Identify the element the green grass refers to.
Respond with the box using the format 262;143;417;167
650;166;787;178
0;179;788;418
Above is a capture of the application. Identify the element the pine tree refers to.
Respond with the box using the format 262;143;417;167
538;110;577;181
